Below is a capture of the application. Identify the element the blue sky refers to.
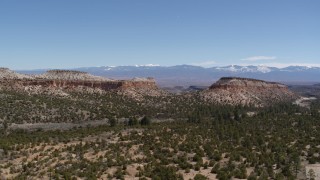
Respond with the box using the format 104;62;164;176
0;0;319;69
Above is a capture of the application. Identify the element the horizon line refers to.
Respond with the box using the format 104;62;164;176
6;63;320;71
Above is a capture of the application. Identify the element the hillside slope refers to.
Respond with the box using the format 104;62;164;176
201;77;298;106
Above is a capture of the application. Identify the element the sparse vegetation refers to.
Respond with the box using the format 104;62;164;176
0;70;318;179
0;90;320;179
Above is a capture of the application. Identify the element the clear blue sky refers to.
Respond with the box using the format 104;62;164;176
0;0;319;69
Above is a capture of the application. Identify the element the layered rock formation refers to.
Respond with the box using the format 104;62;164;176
0;68;160;96
201;77;298;106
1;68;298;106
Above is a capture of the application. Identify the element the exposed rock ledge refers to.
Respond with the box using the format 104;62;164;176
0;68;159;92
202;77;298;106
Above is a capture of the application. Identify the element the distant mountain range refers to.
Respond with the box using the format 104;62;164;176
18;65;320;87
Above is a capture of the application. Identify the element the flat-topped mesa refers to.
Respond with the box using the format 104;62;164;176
209;77;287;90
38;70;112;81
36;70;158;90
0;67;33;80
202;77;298;106
37;70;157;90
0;68;159;93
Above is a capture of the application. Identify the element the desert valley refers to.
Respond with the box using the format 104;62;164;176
1;1;319;179
0;68;320;179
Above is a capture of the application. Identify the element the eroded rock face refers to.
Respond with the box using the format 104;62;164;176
201;77;298;106
0;68;160;96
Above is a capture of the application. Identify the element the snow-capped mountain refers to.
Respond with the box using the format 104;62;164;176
213;65;276;73
18;65;320;87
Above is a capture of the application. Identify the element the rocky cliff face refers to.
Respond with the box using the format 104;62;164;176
201;77;298;106
0;68;160;96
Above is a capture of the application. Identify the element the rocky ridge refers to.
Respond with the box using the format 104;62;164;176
0;68;298;105
0;68;33;79
201;77;298;106
0;68;161;97
36;70;113;81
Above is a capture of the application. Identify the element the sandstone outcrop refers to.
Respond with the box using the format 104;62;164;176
201;77;298;106
0;68;160;96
